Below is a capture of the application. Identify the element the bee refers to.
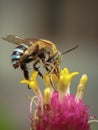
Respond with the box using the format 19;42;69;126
3;35;62;78
3;35;78;88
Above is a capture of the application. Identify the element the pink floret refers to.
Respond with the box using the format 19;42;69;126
32;91;90;130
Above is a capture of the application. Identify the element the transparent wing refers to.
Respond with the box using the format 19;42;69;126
2;35;28;45
3;35;54;46
3;35;41;45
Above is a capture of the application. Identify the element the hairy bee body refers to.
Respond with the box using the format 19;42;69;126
3;35;61;81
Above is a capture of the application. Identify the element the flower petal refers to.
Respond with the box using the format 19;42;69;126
44;87;51;104
76;74;88;101
20;79;30;84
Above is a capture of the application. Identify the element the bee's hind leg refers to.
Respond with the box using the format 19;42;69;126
20;63;31;89
33;60;43;78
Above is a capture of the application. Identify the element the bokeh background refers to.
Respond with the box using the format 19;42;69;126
0;0;98;130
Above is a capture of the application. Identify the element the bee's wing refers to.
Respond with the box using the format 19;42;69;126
3;35;53;46
3;35;41;46
2;35;28;45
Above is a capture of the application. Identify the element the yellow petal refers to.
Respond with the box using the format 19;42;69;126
51;74;59;89
20;79;30;85
30;81;37;89
31;71;38;81
60;68;69;77
58;68;79;95
75;74;88;101
20;71;39;93
43;73;50;84
44;87;51;104
67;72;79;83
80;74;88;85
43;73;53;89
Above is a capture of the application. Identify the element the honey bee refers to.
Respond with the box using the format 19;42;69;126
3;35;78;87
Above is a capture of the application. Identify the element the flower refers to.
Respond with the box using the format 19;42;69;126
21;68;92;130
21;71;39;94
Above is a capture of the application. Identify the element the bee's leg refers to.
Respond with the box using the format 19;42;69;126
43;61;55;72
43;61;60;77
45;66;50;71
38;58;50;72
33;60;43;78
40;60;50;72
41;61;57;90
20;63;30;89
18;44;39;64
45;52;61;76
20;63;29;79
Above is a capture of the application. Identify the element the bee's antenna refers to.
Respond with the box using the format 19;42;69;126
61;45;79;55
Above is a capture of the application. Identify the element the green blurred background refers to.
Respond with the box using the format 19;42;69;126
0;0;98;130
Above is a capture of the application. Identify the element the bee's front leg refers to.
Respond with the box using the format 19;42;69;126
42;61;55;73
43;61;60;77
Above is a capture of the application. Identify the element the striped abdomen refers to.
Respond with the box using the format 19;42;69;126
11;44;29;68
